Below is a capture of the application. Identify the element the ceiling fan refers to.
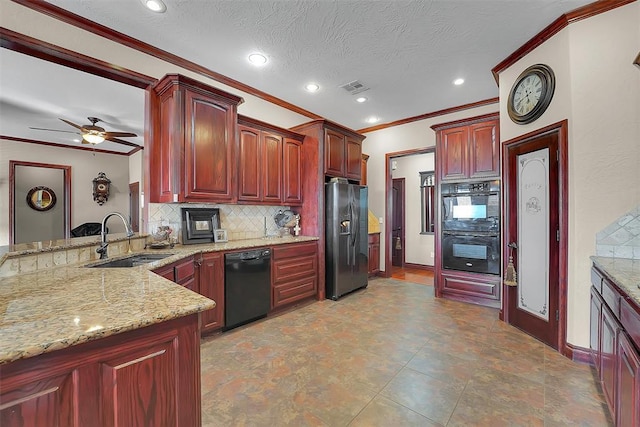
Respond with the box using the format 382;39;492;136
30;117;140;148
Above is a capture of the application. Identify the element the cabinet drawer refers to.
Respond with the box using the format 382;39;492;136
442;274;499;299
602;279;620;318
273;255;317;283
272;242;317;260
591;268;603;294
272;276;317;308
621;298;640;351
174;258;195;284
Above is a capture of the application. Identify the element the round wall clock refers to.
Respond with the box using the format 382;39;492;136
507;64;555;125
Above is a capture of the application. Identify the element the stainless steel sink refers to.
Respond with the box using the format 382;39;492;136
85;253;174;268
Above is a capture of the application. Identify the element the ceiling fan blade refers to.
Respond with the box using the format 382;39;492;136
59;118;84;130
104;131;138;138
29;127;79;134
104;136;143;148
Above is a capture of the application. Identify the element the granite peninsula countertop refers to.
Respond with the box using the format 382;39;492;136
591;256;640;307
0;235;318;365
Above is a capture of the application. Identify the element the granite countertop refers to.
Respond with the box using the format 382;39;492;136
0;235;319;365
591;256;640;306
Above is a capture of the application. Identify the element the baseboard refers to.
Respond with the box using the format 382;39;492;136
566;343;594;365
403;263;434;271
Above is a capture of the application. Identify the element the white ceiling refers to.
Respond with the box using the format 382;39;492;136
1;0;592;152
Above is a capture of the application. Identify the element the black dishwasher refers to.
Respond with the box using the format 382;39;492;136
224;249;271;330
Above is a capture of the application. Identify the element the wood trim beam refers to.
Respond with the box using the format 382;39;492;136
8;0;322;121
1;135;135;156
491;0;635;84
566;343;594;365
358;98;499;134
0;27;155;89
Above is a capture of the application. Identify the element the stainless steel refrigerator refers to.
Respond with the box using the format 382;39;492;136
325;179;368;300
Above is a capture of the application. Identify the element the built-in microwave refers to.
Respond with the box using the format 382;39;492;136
441;180;500;233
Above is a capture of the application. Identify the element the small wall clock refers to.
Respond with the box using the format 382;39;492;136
92;172;111;205
507;64;555;125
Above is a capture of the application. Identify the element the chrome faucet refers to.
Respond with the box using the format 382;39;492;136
96;212;135;259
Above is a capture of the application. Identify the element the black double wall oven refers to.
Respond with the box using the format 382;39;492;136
441;180;500;275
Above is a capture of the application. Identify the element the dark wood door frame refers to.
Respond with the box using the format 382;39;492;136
391;178;406;268
9;160;72;244
502;120;569;357
384;147;435;277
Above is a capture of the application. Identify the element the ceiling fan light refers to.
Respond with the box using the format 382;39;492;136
83;133;105;144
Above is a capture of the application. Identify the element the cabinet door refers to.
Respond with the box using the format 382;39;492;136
184;89;235;202
469;120;499;178
283;138;303;205
617;331;640;427
345;136;362;180
1;372;76;427
440;126;468;180
153;85;179;202
238;125;261;202
199;252;225;333
591;287;603;370
602;304;620;419
262;132;283;203
325;129;345;177
368;234;380;275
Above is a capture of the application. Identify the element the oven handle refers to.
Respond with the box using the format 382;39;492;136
442;231;499;237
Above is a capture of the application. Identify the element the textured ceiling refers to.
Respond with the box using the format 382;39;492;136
1;0;592;151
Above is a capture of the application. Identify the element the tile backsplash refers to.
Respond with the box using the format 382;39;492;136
148;203;296;242
596;205;640;259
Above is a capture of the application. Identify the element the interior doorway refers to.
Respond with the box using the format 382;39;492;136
384;147;436;277
391;178;405;267
10;161;71;244
502;120;568;354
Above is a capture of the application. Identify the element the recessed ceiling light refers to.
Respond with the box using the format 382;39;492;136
453;78;465;86
140;0;166;13
305;83;320;93
248;53;267;66
73;138;81;143
356;97;368;103
365;116;380;124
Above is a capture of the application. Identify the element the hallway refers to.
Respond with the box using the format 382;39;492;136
200;277;611;426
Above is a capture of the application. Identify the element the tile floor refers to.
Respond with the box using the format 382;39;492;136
199;277;612;426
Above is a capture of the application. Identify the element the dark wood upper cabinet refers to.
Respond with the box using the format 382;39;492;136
237;115;304;206
433;113;500;181
440;126;468;180
320;124;364;181
149;74;243;203
283;137;303;206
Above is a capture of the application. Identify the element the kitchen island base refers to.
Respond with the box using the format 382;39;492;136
0;314;202;427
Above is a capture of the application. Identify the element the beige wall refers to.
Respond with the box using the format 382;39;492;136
363;104;498;273
0;139;131;244
498;2;640;347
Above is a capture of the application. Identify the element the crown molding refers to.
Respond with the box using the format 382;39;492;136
491;0;636;84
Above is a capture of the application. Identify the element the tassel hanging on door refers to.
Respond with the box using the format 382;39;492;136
395;237;402;250
504;243;517;287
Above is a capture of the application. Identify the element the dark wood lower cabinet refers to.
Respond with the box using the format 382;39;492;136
272;242;318;310
368;233;380;276
590;265;640;426
440;270;501;308
198;252;225;333
0;314;202;427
